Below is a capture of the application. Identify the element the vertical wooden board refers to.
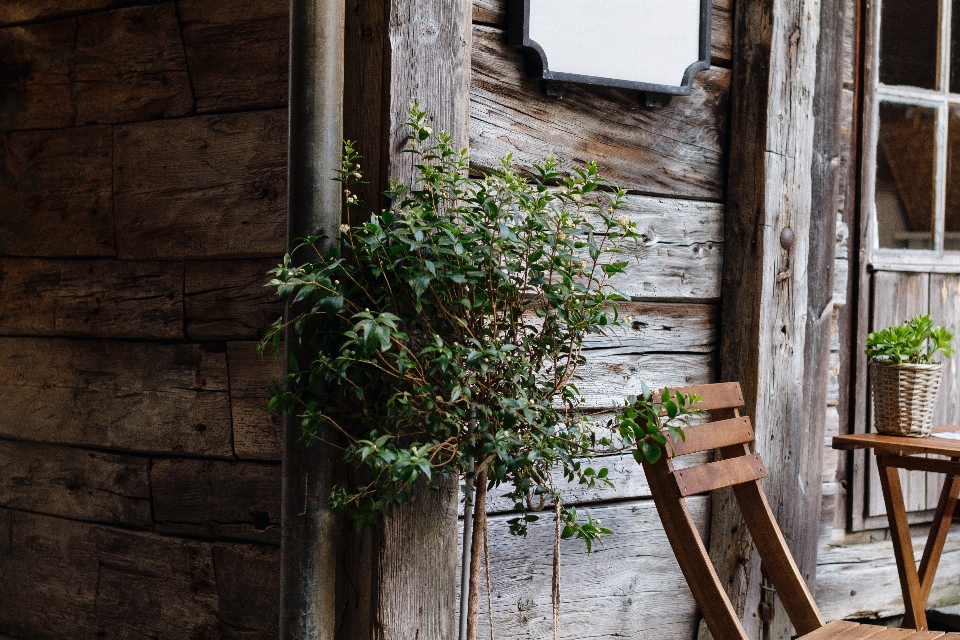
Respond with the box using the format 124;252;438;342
0;509;100;638
0;258;184;338
228;342;282;461
74;4;193;125
867;271;931;518
928;275;960;510
0;0;163;27
0;126;115;257
93;526;220;638
185;259;283;340
458;498;710;639
113;110;287;260
0;439;151;527
0;19;77;131
152;458;281;545
470;25;730;200
213;544;280;639
0;338;232;455
179;0;289;112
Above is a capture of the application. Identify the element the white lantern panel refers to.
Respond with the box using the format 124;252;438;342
527;0;702;88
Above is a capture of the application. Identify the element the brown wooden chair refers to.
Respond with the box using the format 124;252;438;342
641;382;960;640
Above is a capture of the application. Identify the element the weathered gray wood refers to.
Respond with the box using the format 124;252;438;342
457;498;710;639
185;259;283;340
610;194;724;246
179;0;289;112
228;342;283;461
581;302;717;354
469;0;733;67
152;458;281;545
816;526;960;621
0;338;232;456
470;25;730;200
0;258;183;338
0;439;150;527
113;110;287;260
602;239;722;301
0;126;115;257
575;352;714;409
708;0;826;636
0;0;162;27
214;544;280;639
0;5;193;132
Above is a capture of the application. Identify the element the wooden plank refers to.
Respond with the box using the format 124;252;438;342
929;275;960;509
0;0;162;27
228;342;283;461
469;0;733;67
113;110;287;260
670;416;755;457
0;258;183;338
0;126;115;257
0;439;150;527
0;5;193;132
673;381;744;412
185;259;283;340
213;544;280;639
457;498;711;639
93;525;220;637
580;302;717;354
574;352;715;409
607;194;724;245
674;453;768;497
470;25;730;200
0;338;232;456
152;458;281;545
598;238;723;301
867;272;931;518
801;621;865;640
179;0;289;112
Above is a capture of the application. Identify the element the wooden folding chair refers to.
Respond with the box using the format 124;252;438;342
641;382;960;640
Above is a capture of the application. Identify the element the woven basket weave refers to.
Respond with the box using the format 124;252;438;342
870;362;943;437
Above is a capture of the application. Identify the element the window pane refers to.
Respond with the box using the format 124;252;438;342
880;0;939;90
947;106;960;250
876;102;936;250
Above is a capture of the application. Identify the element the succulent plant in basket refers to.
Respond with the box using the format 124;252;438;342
865;315;954;437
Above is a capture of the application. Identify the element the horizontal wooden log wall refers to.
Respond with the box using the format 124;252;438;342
0;0;286;638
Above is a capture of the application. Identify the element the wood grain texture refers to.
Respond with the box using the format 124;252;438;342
0;338;232;455
470;25;730;200
0;126;115;257
469;0;733;67
228;342;282;461
0;258;183;338
457;498;710;639
0;0;162;27
575;352;715;409
152;458;281;545
113;110;287;260
0;4;193;132
581;302;717;354
179;0;289;112
709;0;827;635
185;259;283;340
214;544;280;639
0;439;150;527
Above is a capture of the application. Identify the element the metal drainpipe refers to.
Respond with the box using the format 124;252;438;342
281;0;344;637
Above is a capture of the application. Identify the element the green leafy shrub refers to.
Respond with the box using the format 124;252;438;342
865;314;954;365
262;105;695;546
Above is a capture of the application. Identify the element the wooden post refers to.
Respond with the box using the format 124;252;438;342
706;0;840;637
338;1;472;638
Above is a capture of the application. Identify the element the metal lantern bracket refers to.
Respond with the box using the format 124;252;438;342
508;0;712;106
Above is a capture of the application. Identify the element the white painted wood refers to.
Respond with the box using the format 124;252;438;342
457;498;710;639
527;0;703;89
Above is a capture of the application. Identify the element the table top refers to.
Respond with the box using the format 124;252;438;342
833;427;960;456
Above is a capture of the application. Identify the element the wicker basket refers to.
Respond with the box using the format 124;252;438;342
870;362;943;437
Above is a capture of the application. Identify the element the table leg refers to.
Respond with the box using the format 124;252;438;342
876;453;927;630
917;463;960;606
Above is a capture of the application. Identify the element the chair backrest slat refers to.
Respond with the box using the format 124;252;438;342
668;382;744;412
673;453;767;497
669;416;755;457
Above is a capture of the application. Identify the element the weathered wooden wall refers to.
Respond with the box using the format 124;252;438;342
0;0;286;637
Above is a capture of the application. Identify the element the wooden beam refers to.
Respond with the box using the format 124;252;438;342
710;0;829;636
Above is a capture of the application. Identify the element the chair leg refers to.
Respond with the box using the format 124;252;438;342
917;467;960;605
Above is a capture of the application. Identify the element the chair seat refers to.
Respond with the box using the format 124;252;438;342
799;620;960;639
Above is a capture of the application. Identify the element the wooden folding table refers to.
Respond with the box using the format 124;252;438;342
833;429;960;631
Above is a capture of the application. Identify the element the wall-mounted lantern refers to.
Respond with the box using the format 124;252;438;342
508;0;711;104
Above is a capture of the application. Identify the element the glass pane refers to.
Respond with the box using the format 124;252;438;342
947;105;960;250
880;0;939;90
876;102;936;250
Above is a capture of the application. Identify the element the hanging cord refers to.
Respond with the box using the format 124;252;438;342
552;498;562;640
